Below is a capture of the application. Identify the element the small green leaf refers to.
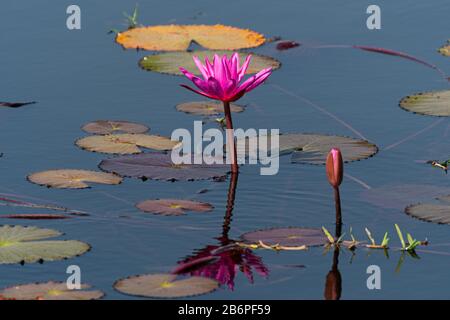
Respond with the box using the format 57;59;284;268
322;226;335;243
395;224;406;249
365;227;376;246
381;232;389;247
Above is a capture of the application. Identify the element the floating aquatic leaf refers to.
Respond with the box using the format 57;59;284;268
115;24;265;51
237;133;377;164
399;90;450;116
0;195;87;214
113;273;219;298
0;214;71;220
99;153;229;181
76;134;180;154
361;184;450;210
176;101;244;116
240;227;327;248
0;225;90;264
0;101;36;108
27;169;122;189
438;42;450;57
406;201;450;225
139;50;280;76
136;199;213;216
0;281;103;300
276;40;300;51
81;120;149;135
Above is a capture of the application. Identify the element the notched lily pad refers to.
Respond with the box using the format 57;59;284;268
99;153;229;181
237;133;377;164
76;134;181;154
0;225;90;264
240;227;327;248
116;24;265;51
399;90;450;116
176;101;244;116
406;195;450;225
136;199;213;216
82;120;149;135
139;50;280;76
27;169;122;189
113;273;219;298
0;281;103;300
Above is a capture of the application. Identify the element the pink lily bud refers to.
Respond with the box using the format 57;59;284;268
326;148;343;188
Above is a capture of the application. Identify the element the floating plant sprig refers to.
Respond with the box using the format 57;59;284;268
394;224;427;252
123;4;140;29
364;227;389;249
322;226;345;246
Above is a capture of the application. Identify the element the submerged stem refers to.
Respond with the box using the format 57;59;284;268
223;101;238;174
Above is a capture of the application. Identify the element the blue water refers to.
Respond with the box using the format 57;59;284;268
1;0;450;299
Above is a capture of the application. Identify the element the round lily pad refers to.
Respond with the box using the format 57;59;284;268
115;24;265;51
27;169;122;189
113;273;219;298
405;203;450;224
76;134;181;154
139;50;280;76
361;184;450;210
0;281;103;300
136;199;213;216
399;90;450;116
99;153;229;181
237;133;378;164
0;225;90;264
81;120;149;135
176;101;244;116
240;227;327;247
438;42;450;57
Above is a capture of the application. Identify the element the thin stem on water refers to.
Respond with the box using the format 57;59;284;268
334;187;342;236
223;101;238;174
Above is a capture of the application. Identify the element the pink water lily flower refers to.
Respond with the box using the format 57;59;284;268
179;53;272;102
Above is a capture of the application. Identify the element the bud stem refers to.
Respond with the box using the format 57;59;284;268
223;101;238;174
334;186;342;236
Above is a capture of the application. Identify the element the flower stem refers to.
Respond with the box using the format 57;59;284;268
223;101;238;174
334;187;342;236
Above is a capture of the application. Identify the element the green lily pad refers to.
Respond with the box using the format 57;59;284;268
399;90;450;116
113;273;219;298
0;225;90;264
81;120;149;135
0;281;104;300
237;133;378;164
176;101;244;116
139;50;280;76
240;227;327;247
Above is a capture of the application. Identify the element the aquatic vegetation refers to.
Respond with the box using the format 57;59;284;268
0;281;103;300
394;224;425;252
76;133;180;154
180;53;272;173
140;51;280;76
399;90;450;116
438;41;450;57
364;227;389;249
0;194;87;214
176;101;244;116
115;24;266;51
99;152;229;181
240;227;327;249
322;226;345;246
0;225;90;264
0;213;71;220
123;4;140;29
276;40;300;51
406;195;450;224
0;101;36;108
27;169;122;189
81;120;149;135
136;199;213;216
326;148;344;229
238;133;378;164
113;273;219;298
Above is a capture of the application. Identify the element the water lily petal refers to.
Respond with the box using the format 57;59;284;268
207;77;225;99
180;84;218;100
193;56;210;80
237;54;252;82
243;68;272;92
